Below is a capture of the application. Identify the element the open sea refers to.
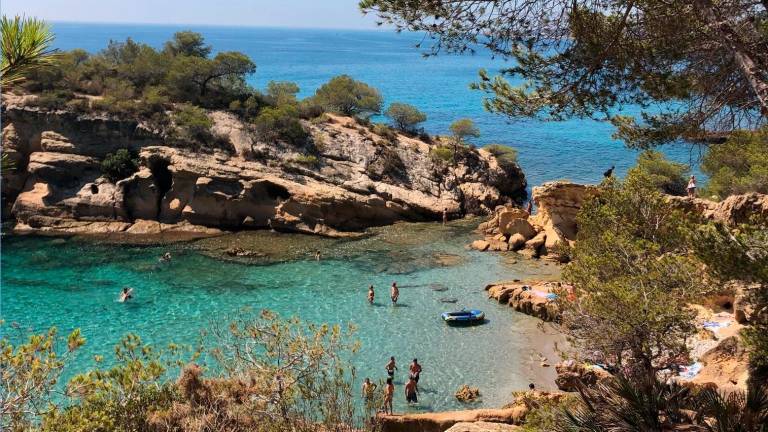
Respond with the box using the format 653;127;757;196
2;23;697;413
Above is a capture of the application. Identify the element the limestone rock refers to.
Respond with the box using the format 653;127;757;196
499;217;536;239
508;233;526;251
554;360;612;392
445;422;520;432
485;281;561;322
524;232;547;257
529;181;599;241
471;240;491;251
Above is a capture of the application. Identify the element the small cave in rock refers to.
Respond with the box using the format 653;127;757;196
264;182;290;201
148;158;173;219
90;184;99;194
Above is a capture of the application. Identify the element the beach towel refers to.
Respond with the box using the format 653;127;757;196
679;362;703;379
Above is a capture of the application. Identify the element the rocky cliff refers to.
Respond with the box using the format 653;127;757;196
2;96;526;237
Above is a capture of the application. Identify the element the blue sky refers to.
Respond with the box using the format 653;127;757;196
2;0;382;29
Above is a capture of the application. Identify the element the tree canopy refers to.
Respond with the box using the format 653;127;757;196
385;102;427;132
311;74;383;117
360;0;768;147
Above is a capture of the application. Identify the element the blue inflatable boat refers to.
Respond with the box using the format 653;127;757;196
441;309;485;325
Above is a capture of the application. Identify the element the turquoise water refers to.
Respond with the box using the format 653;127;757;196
1;224;562;412
48;22;702;188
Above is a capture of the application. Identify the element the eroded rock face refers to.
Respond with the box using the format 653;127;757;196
2;100;527;237
485;281;561;322
667;193;768;226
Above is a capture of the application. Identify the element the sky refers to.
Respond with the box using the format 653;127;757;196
2;0;382;29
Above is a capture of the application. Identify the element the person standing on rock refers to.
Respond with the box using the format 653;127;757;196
383;377;395;415
368;285;375;304
526;201;533;215
687;175;697;197
390;282;399;304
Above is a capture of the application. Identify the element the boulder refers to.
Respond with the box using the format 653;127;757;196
379;407;527;432
499;217;536;239
508;233;527;251
524;232;547;257
485;281;561;322
471;240;491;251
530;181;598;240
554;360;612;392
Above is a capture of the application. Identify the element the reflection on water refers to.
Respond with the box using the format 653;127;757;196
2;220;562;412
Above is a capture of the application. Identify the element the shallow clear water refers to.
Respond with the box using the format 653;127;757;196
48;23;703;188
1;223;562;412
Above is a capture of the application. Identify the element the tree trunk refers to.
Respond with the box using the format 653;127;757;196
696;0;768;116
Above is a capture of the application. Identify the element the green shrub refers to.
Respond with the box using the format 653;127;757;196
385;102;426;133
253;105;308;145
429;146;454;163
485;144;519;171
101;149;139;182
628;150;689;195
228;93;265;119
312;75;382;117
32;90;75;110
297;99;326;119
293;154;319;167
265;80;300;106
702;128;768;198
372;123;398;143
172;104;213;143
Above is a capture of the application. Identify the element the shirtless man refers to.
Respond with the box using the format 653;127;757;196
409;358;422;390
442;207;448;225
383;378;394;414
405;376;418;405
362;377;377;399
385;356;398;378
368;285;375;304
390;282;399;304
119;287;133;302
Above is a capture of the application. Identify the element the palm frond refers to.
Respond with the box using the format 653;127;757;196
1;15;58;86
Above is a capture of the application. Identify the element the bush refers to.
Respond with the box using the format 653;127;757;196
702;128;768;198
372;123;398;143
312;75;382;117
253;105;308;145
429;146;454;163
485;144;519;172
629;150;689;195
297;99;326;119
292;154;319;167
228;93;266;119
172;104;214;144
265;80;300;106
385;102;427;133
31;90;75;110
101;149;139;182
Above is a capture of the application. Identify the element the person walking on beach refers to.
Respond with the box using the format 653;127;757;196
405;376;418;404
409;358;423;390
383;377;394;415
368;285;375;304
385;356;398;378
390;282;399;304
687;175;697;197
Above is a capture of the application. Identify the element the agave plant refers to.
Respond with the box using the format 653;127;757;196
1;15;58;86
695;380;768;432
556;374;696;432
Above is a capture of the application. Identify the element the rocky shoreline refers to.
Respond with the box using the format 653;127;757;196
2;95;526;238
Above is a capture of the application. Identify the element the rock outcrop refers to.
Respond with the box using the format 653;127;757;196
2;97;526;237
667;193;768;226
473;181;597;259
485;281;562;322
554;360;612;392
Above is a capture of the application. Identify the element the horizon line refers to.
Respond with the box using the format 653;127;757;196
47;19;394;32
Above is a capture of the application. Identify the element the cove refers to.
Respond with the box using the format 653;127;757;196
1;221;563;413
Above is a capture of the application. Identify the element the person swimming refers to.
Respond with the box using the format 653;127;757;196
159;252;172;262
368;285;375;304
390;282;399;304
119;287;133;302
315;250;321;261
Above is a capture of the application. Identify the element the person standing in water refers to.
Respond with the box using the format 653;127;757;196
383;377;394;415
368;285;375;304
119;287;133;302
385;356;398;378
687;175;697;197
409;358;422;390
390;282;399;304
442;207;448;225
405;376;418;404
315;250;321;261
362;377;377;399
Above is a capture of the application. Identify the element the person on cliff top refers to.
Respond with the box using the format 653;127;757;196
687;175;697;197
405;376;418;404
362;377;377;399
385;356;398;378
383;377;394;414
390;282;399;304
368;285;375;304
442;207;448;225
409;358;422;390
